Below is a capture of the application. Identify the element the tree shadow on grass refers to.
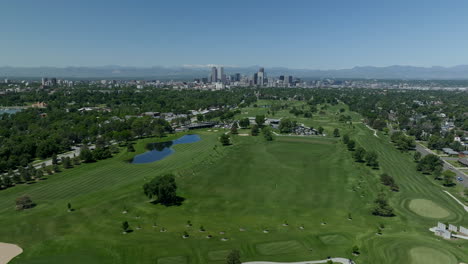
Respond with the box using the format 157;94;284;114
150;196;185;207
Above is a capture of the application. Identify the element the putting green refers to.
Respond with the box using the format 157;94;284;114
409;247;457;264
157;256;187;264
319;234;350;245
408;199;450;219
256;240;305;255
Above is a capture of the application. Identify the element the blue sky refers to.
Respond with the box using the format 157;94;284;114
1;0;468;69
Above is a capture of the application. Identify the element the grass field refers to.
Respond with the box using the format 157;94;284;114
1;101;468;264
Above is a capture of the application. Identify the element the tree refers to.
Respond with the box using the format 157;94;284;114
53;164;60;173
352;245;360;255
372;193;395;217
251;125;259;136
196;114;204;122
127;143;135;152
122;221;129;233
365;151;379;168
73;156;81;166
333;128;340;137
343;134;350;144
239;118;250;128
230;123;238;135
433;165;443;180
2;176;13;188
255;115;265;127
263;127;274;141
417;154;443;174
93;147;112;160
63;157;73;169
220;134;231;146
12;172;22;184
35;169;43;180
318;126;324;134
143;174;178;205
279;118;294;133
226;249;241;264
442;170;456;186
353;147;366;162
413;152;421;162
80;146;95;163
153;126;166;138
347;140;355;151
390;131;415;151
16;195;34;210
67;202;72;212
20;168;32;182
52;153;58;165
380;173;399;192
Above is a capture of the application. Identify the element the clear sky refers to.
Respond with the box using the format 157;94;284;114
2;0;468;69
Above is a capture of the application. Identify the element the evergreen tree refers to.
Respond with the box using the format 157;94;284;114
230;123;238;135
122;221;129;233
220;134;231;146
333;128;340;137
226;249;241;264
251;125;259;136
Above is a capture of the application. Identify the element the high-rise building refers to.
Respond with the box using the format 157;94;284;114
51;78;57;86
235;73;241;82
4;78;9;84
211;67;217;83
257;67;265;86
217;66;225;84
253;73;258;85
279;75;285;81
41;77;48;86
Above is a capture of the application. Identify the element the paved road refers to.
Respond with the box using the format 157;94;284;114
244;258;354;264
415;143;468;187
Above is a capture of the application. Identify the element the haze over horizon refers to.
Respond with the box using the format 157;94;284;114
2;0;468;69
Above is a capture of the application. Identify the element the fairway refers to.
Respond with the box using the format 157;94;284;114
409;247;457;264
408;199;451;219
1;102;468;264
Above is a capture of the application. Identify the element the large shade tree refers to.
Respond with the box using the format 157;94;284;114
143;174;178;205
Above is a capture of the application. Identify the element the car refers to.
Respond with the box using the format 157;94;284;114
457;177;464;182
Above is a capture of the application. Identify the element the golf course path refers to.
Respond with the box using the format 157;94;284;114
443;191;468;212
0;243;22;264
243;257;353;264
364;124;378;138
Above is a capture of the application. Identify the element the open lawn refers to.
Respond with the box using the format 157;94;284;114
1;102;467;264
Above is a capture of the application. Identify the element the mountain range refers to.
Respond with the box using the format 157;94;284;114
1;65;468;80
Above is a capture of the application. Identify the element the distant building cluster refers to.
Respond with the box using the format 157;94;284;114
1;71;468;93
41;77;74;87
194;66;302;90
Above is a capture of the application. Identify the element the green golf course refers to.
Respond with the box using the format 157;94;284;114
0;102;467;264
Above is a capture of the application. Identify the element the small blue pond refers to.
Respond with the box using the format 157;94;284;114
131;134;201;164
0;109;22;115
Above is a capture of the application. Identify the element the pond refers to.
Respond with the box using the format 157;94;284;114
131;134;201;164
0;108;22;115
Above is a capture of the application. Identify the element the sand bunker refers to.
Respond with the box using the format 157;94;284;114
0;243;22;264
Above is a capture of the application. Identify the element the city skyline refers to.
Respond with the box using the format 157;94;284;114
2;0;468;69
